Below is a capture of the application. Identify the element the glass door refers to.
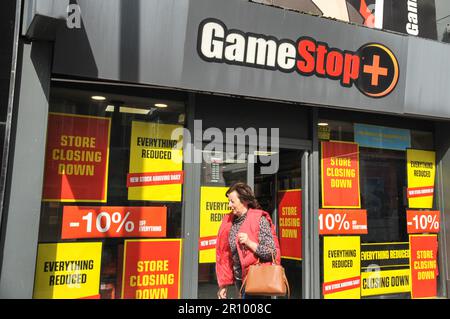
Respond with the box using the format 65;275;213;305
196;145;307;299
253;149;304;299
197;145;249;299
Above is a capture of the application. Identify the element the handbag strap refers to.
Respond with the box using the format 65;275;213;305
271;250;277;265
239;276;247;297
283;272;290;298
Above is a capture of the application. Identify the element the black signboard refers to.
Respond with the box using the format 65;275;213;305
251;0;437;40
383;0;437;40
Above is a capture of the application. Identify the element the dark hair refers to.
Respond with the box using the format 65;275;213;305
225;182;260;209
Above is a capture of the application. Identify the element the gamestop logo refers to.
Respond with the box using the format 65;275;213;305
197;18;399;98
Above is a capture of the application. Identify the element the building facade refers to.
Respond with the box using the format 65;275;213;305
1;0;450;299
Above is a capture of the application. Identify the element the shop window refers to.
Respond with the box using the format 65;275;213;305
33;82;186;299
318;118;438;299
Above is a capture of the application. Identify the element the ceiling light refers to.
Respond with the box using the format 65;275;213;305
254;151;279;156
105;105;115;112
119;106;150;115
155;103;168;108
318;122;329;126
91;95;106;101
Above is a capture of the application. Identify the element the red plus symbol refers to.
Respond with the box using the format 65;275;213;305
363;55;388;86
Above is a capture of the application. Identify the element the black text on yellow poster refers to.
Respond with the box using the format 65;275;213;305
360;242;411;297
33;242;102;299
323;236;360;299
407;149;435;208
199;186;229;263
361;269;411;296
128;121;183;201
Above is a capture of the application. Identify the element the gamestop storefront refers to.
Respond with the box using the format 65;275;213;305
1;0;450;299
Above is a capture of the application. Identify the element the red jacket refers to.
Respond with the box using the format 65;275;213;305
215;208;281;287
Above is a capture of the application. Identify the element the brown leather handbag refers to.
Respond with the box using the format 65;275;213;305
240;252;290;298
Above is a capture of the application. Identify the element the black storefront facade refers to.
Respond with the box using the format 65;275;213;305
1;0;450;299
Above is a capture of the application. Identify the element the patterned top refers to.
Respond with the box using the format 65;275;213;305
228;212;276;281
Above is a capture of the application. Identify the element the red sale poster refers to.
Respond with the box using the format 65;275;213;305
277;189;302;260
121;239;182;299
410;234;438;299
61;206;167;239
321;141;360;208
406;210;440;234
319;209;367;235
42;113;111;202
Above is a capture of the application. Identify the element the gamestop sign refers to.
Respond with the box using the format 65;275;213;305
197;18;399;98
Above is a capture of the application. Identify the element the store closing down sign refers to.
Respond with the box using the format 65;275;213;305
360;242;411;296
198;18;399;98
278;189;302;260
122;239;182;299
321;141;360;208
61;206;167;239
42;113;111;202
410;234;438;299
361;269;411;295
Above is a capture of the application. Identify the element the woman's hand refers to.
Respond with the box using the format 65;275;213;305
217;286;227;299
237;232;249;245
237;232;258;252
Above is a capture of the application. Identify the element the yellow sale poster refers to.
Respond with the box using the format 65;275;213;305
407;149;435;208
199;186;230;263
128;121;184;201
361;269;411;297
360;242;411;296
33;242;102;299
323;236;360;299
